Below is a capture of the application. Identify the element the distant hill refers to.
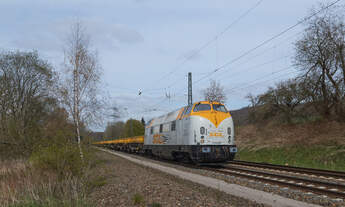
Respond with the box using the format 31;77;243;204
230;107;250;126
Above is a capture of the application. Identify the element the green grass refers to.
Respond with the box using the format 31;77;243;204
132;193;144;205
88;176;107;191
148;203;162;207
237;145;345;171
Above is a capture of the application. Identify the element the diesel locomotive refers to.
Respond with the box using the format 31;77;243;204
96;101;237;163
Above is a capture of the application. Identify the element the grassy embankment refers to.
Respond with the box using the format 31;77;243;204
235;121;345;171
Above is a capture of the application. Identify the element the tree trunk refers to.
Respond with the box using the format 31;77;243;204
74;69;84;162
320;69;331;118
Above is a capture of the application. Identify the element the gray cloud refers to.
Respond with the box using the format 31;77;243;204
7;18;144;54
10;34;59;52
110;25;144;44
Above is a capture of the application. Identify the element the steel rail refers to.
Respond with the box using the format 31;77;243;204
98;146;345;198
204;166;345;199
229;160;345;180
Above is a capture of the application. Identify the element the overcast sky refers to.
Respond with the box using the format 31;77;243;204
1;0;340;130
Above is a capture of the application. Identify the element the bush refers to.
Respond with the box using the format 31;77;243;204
31;144;83;177
30;131;87;178
133;193;144;205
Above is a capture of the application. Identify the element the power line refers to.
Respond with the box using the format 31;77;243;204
162;30;302;92
229;70;300;95
142;0;264;93
138;1;266;111
192;0;342;86
138;0;342;115
230;30;303;68
218;54;291;82
226;65;295;92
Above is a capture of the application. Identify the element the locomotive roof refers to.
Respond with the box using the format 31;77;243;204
146;101;226;127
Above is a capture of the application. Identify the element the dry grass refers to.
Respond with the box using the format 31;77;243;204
0;159;90;207
236;121;345;149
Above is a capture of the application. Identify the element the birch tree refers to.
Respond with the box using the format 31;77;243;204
61;22;102;160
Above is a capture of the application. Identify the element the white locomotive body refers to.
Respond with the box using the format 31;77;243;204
143;101;237;163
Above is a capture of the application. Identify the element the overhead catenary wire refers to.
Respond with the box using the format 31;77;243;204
141;0;264;93
225;65;295;91
222;69;299;97
140;1;266;111
192;0;342;86
229;30;303;69
138;0;342;116
157;34;297;94
218;54;292;82
157;31;303;94
228;69;300;95
158;30;303;93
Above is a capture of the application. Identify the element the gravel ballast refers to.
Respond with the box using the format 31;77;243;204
90;149;265;207
109;149;344;207
97;148;322;207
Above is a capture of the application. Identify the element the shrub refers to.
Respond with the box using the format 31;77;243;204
133;193;144;205
30;131;86;178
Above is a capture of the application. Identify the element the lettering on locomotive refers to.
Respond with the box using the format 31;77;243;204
209;132;223;137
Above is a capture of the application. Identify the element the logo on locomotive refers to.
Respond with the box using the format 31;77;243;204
152;134;169;144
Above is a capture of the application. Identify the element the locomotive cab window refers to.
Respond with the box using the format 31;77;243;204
213;104;228;112
181;107;188;116
185;105;193;115
193;103;211;112
159;124;163;133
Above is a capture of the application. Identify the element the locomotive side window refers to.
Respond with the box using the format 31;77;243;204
213;104;228;112
163;123;170;132
171;120;176;131
193;103;211;112
150;127;153;134
159;124;163;133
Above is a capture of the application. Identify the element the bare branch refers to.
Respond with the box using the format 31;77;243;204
202;79;227;103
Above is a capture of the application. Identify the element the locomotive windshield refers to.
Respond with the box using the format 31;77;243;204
193;103;211;112
213;104;227;112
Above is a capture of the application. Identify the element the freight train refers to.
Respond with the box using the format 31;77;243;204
95;101;237;163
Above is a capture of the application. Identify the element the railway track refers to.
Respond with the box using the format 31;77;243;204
101;147;345;200
229;160;345;181
201;160;345;199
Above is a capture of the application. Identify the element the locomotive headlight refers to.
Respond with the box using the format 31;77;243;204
227;127;231;135
200;127;205;135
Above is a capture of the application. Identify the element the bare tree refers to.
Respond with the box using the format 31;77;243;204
260;79;307;123
60;22;103;160
294;4;345;120
246;93;261;122
203;80;227;103
0;51;54;156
